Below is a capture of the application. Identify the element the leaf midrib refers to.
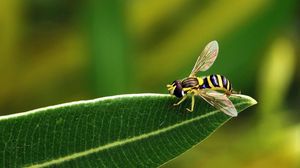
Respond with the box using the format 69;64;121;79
24;104;234;168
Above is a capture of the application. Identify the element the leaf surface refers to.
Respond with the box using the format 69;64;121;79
0;93;256;168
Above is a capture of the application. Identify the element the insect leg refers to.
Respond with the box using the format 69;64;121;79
173;95;188;106
225;91;231;97
186;94;195;112
232;90;241;94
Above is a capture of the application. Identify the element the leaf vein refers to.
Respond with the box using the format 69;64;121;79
25;101;247;168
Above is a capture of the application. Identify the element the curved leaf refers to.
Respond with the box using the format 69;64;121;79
0;93;256;168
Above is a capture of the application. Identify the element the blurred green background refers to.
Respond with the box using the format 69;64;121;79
0;0;299;167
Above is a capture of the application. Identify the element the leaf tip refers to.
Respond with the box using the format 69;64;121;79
229;94;257;115
249;97;258;106
245;95;257;106
232;94;257;105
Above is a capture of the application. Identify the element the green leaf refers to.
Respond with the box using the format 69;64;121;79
0;93;256;168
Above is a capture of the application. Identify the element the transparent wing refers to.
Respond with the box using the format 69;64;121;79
197;89;238;117
189;41;219;77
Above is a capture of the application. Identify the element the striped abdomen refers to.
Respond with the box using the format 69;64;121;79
200;74;232;93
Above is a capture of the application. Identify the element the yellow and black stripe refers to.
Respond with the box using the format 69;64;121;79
200;74;232;92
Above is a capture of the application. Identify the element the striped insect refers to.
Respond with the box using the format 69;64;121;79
166;40;238;117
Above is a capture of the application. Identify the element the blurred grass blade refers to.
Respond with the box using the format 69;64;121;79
84;0;129;96
0;93;256;167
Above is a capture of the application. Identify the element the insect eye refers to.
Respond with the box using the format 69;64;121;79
173;83;183;98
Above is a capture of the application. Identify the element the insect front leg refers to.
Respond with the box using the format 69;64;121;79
173;95;188;106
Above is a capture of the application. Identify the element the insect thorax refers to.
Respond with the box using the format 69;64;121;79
182;77;200;88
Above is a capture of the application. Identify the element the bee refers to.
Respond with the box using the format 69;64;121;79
167;40;238;117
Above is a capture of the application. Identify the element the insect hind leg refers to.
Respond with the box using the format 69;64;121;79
229;90;241;95
186;94;195;112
